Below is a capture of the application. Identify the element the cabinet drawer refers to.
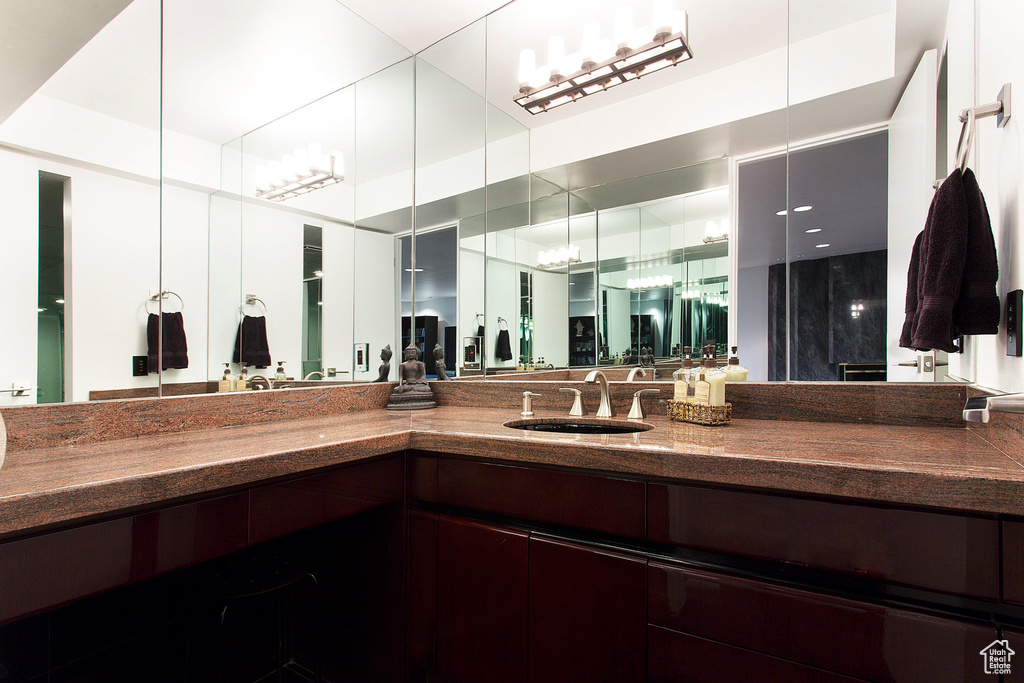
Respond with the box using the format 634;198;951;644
649;561;996;683
249;456;403;544
648;625;864;683
528;535;646;683
437;458;645;538
648;482;999;598
1003;521;1024;604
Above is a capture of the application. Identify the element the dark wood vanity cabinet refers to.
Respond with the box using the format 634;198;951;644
528;534;646;683
436;516;528;683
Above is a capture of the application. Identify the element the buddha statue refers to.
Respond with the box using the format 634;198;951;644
387;344;436;409
433;343;449;380
373;344;392;383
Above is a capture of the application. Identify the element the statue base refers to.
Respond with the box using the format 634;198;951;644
386;391;437;410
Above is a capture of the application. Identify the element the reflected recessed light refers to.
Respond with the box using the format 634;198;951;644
405;268;424;272
815;243;830;248
313;270;323;277
794;205;813;212
805;228;821;234
775;209;787;216
37;307;46;312
317;301;323;306
55;298;65;304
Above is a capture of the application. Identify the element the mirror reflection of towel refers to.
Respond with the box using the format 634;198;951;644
233;315;272;367
147;312;188;371
495;329;513;361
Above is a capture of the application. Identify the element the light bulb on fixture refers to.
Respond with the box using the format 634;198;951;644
518;49;536;89
548;36;566;80
580;23;601;69
614;6;634;54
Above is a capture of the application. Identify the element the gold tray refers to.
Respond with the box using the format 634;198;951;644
667;399;732;426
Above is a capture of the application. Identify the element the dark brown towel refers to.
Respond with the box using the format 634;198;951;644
495;329;513;361
899;231;925;349
147;312;188;371
954;168;1000;334
910;169;970;352
233;315;272;368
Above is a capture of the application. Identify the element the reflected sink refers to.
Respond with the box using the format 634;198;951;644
504;418;653;435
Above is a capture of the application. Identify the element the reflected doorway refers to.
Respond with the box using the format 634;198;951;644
37;173;68;404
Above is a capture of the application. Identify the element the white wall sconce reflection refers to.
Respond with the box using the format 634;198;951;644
538;245;582;268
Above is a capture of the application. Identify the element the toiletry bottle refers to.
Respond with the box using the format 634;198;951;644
275;361;287;380
705;356;727;405
725;346;749;382
219;363;234;392
673;347;694;401
236;366;248;391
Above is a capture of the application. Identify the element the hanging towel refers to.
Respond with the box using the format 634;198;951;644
953;168;1000;335
233;315;272;368
495;329;513;361
147;311;188;371
476;324;485;339
907;169;970;352
898;231;925;350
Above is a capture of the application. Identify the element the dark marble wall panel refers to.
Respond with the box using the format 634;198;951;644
771;251;887;381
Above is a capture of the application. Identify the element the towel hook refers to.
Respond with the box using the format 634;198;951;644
145;289;184;315
240;294;267;316
497;316;509;330
953;83;1011;174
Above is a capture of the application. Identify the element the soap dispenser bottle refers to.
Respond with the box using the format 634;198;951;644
219;363;234;392
236;365;249;391
275;361;287;380
673;346;694;402
725;346;749;382
704;356;727;405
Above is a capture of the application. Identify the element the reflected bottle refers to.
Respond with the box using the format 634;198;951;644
724;346;748;382
673;346;695;402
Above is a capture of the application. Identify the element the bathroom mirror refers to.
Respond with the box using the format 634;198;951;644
0;0;989;405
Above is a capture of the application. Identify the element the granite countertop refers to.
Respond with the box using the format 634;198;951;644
1;405;1023;538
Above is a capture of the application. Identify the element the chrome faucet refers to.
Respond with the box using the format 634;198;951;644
626;367;646;382
303;371;325;380
584;370;614;418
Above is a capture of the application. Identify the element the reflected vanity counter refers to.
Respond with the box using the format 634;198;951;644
1;381;1024;682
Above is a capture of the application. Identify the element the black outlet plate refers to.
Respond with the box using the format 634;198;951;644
133;355;149;376
1008;289;1023;357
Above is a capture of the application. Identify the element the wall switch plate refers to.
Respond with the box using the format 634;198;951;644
1008;289;1023;357
133;355;149;376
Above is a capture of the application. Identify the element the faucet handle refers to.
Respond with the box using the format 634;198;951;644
627;388;661;419
521;391;542;417
559;387;585;417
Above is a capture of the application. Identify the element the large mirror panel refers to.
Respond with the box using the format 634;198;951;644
0;0;161;404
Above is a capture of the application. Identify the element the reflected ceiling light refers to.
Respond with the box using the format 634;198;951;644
514;4;691;114
815;243;830;248
313;270;324;278
55;298;65;304
805;228;821;234
255;143;344;202
703;219;729;244
37;307;45;313
794;205;813;212
775;209;787;216
627;274;674;289
405;268;424;272
538;245;582;269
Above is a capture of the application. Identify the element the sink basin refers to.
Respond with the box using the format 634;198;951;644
504;418;653;435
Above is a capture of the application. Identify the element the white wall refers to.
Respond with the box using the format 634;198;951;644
971;0;1024;392
353;229;396;381
0;151;42;405
737;265;769;381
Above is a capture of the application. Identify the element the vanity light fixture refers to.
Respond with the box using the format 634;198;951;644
627;274;674;289
538;245;582;269
703;219;729;244
254;143;344;202
851;301;865;319
515;3;691;114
